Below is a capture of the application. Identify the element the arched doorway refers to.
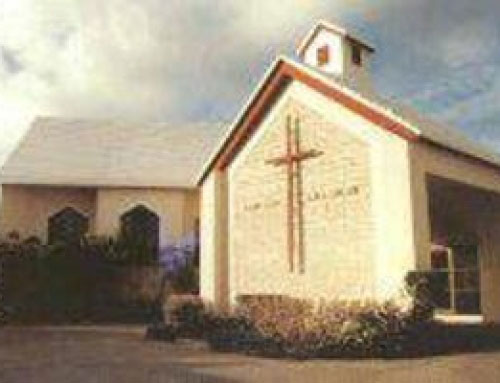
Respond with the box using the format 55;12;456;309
120;205;160;262
48;207;89;244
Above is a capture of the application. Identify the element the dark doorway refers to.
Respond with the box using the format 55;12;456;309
120;205;160;262
48;207;89;244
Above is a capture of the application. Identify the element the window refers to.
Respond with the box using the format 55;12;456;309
120;205;160;261
352;45;362;66
430;244;481;314
48;207;88;244
316;45;329;66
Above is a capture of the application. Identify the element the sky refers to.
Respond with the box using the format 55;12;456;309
1;0;500;165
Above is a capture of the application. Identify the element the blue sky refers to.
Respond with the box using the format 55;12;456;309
1;0;500;164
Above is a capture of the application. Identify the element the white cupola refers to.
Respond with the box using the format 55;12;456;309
296;21;375;94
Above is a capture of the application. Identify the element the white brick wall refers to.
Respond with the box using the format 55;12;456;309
228;94;376;302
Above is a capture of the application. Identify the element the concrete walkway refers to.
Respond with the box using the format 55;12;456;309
0;326;499;382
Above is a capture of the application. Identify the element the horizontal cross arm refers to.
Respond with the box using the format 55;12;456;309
295;149;324;161
265;149;323;167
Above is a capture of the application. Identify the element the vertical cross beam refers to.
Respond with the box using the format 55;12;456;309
285;115;295;272
266;115;323;274
294;117;305;274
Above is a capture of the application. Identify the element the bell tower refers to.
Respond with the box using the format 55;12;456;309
296;21;375;94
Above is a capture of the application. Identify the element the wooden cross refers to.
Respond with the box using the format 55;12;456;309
266;115;323;273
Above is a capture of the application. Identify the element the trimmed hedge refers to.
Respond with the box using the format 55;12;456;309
204;295;429;358
0;235;163;324
157;275;435;359
1;231;202;324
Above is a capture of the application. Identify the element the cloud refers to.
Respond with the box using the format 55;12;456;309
1;0;500;163
0;0;369;162
365;0;500;151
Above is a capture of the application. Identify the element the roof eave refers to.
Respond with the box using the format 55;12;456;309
196;57;421;185
196;56;287;185
0;179;198;190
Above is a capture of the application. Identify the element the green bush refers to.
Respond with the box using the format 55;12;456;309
405;270;439;321
204;313;263;353
0;235;162;324
170;259;199;294
166;294;207;337
0;233;158;265
165;288;434;359
227;296;423;358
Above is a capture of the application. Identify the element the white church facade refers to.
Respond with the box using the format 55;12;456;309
198;21;500;322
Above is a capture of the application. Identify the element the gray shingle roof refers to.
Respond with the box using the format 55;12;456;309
1;117;227;188
385;102;500;166
299;58;500;168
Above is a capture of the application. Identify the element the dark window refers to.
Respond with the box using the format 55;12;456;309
430;244;481;314
120;205;160;262
352;45;362;66
48;207;89;244
317;45;329;66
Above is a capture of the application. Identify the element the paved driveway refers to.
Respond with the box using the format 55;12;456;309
0;326;499;383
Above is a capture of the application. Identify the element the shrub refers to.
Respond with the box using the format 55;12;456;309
200;291;434;359
0;234;164;324
231;296;419;358
167;294;207;338
148;275;434;358
6;231;20;243
204;313;263;353
405;270;438;322
145;322;177;342
83;236;122;262
170;258;199;294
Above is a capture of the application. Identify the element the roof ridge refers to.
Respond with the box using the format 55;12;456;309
1;118;229;188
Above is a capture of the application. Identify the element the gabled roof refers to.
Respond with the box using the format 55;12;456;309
197;56;500;184
1;118;227;189
386;102;500;168
296;20;375;57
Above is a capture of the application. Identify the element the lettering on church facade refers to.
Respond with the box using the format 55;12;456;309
240;184;362;213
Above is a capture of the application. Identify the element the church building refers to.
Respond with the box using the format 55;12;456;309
3;21;500;323
0;118;225;252
198;21;500;323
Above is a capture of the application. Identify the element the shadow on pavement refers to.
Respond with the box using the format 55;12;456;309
403;323;500;358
